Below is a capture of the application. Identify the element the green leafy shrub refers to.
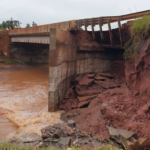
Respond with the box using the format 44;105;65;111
124;15;150;60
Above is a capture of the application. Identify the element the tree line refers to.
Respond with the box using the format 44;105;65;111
0;21;10;30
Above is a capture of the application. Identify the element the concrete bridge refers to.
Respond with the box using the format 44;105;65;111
0;10;150;111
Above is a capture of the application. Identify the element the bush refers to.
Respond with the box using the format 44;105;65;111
124;15;150;60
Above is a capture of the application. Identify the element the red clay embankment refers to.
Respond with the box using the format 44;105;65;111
60;37;150;140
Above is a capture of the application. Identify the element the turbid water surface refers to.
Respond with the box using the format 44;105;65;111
0;65;63;139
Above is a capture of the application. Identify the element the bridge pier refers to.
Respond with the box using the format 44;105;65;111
48;29;77;111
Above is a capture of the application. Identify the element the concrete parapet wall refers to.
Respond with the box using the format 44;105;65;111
48;29;114;112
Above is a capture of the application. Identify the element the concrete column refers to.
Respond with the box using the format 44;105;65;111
48;29;77;112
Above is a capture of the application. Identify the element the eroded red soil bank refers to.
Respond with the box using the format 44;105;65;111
60;37;150;140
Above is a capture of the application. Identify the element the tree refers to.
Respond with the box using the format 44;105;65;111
26;24;30;28
0;21;10;30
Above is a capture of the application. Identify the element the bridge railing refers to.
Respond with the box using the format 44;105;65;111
9;20;77;36
77;10;150;47
8;10;150;48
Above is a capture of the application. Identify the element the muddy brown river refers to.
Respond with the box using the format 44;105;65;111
0;65;63;139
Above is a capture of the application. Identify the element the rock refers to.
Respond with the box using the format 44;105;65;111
24;141;40;147
82;139;89;144
53;130;66;139
98;72;114;79
66;113;73;118
94;74;108;81
34;142;43;148
41;126;55;139
88;73;95;78
107;127;134;139
67;148;73;150
68;120;76;128
136;137;150;150
64;87;74;99
53;123;66;130
43;137;54;142
109;131;150;150
77;94;97;102
8;137;24;147
78;100;91;108
86;142;101;148
42;124;67;140
54;143;61;149
58;137;71;147
126;136;150;150
18;132;42;143
73;112;80;117
65;101;72;111
73;139;80;145
78;75;93;87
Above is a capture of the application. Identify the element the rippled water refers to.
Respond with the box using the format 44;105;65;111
0;65;63;139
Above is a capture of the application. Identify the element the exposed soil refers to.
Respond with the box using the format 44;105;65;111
60;37;150;141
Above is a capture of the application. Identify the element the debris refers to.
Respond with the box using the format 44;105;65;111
58;137;71;147
17;132;42;143
68;120;76;128
107;126;135;139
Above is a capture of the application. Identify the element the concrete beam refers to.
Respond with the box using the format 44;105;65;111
11;36;49;44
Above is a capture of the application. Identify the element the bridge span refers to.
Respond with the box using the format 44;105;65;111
0;10;150;111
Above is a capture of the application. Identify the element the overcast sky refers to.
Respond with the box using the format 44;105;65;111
0;0;149;27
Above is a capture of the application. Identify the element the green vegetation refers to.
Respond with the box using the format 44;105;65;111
0;141;122;150
0;21;10;30
124;15;150;60
0;57;20;64
4;58;20;64
26;23;30;28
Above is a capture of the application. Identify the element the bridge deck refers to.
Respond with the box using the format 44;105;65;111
9;10;150;47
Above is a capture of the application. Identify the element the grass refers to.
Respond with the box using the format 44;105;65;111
4;58;20;65
124;15;150;60
0;141;123;150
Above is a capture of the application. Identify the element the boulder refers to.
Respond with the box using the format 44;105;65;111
68;120;76;128
86;142;101;149
17;132;42;143
41;126;55;139
78;100;91;108
58;137;71;147
77;94;97;102
107;127;134;139
97;72;114;79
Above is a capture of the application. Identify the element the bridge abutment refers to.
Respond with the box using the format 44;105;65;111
48;29;114;112
48;29;77;111
0;30;10;57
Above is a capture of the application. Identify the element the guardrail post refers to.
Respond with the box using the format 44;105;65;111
107;19;113;46
91;18;95;40
118;17;123;46
98;17;104;40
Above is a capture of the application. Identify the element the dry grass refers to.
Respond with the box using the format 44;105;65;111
0;141;123;150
